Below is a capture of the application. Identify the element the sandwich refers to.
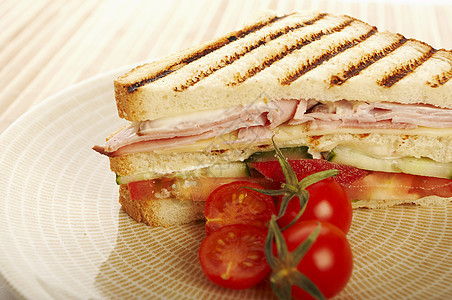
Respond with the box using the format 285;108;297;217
93;10;452;227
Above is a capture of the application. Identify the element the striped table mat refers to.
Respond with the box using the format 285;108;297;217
0;0;451;134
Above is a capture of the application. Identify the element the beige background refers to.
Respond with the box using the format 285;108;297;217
1;0;452;134
1;0;452;299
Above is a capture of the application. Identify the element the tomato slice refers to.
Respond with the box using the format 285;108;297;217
128;178;176;201
249;159;368;185
204;181;276;235
127;177;279;202
344;171;452;201
178;177;279;202
410;175;452;197
199;224;270;289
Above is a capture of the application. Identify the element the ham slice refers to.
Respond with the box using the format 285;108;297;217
236;126;273;144
103;99;298;155
307;120;416;131
95;99;452;157
110;131;216;157
373;102;452;128
290;100;452;128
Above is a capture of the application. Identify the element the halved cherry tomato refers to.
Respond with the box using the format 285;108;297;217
250;159;368;185
199;224;270;289
279;220;353;300
204;181;276;235
277;177;352;234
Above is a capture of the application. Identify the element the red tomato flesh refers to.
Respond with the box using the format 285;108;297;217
251;159;452;201
204;181;276;235
279;221;353;300
249;159;368;185
127;177;279;202
127;177;281;201
199;224;270;289
128;178;175;201
343;171;452;201
277;177;352;234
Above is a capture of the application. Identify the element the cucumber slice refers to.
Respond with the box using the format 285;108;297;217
199;162;251;178
245;146;312;163
328;146;452;179
396;157;452;179
116;173;151;185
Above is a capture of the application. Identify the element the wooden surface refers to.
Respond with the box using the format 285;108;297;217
1;0;452;299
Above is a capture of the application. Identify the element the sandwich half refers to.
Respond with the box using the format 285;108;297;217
94;10;452;227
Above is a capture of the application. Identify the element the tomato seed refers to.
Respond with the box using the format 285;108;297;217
238;193;245;204
247;254;260;261
242;261;255;267
221;261;234;280
227;232;236;240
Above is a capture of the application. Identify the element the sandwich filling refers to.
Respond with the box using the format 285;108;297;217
93;98;452;207
97;99;452;157
122;148;452;207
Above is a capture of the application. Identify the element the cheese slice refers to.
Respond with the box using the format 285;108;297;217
154;123;452;154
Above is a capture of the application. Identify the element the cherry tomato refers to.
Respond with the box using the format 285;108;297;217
250;159;368;185
277;177;352;234
204;181;276;235
280;221;353;300
199;224;270;289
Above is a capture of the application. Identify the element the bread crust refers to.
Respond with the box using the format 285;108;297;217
352;196;452;209
119;184;205;227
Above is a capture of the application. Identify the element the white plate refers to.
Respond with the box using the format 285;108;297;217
0;69;451;300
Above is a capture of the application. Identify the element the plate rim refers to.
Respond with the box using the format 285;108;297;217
0;62;451;300
0;64;140;300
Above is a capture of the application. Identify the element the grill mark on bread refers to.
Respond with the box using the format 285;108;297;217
428;68;452;87
427;50;452;87
226;18;358;86
127;69;176;93
211;149;229;154
329;35;408;86
173;13;327;91
126;14;288;93
377;45;438;87
279;24;378;85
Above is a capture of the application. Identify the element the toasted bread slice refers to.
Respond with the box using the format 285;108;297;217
114;10;452;122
